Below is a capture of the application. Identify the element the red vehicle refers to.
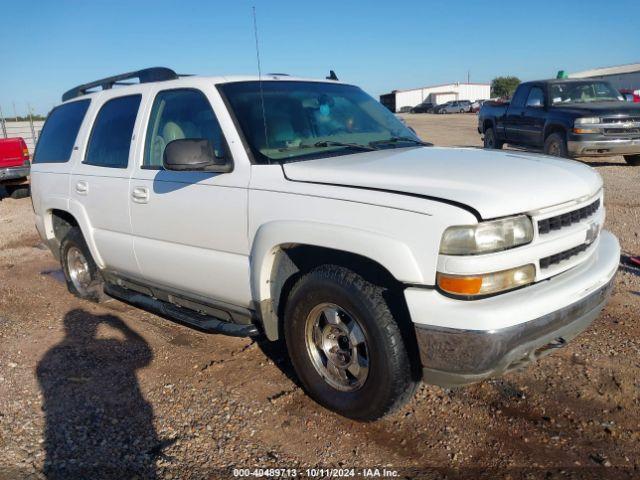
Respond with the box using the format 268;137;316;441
0;137;31;198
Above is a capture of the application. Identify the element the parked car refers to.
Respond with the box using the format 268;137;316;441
32;68;619;420
470;99;487;113
0;137;31;198
619;88;640;103
436;100;471;114
478;79;640;165
410;101;436;113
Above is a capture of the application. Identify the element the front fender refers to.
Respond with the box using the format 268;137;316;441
250;220;424;340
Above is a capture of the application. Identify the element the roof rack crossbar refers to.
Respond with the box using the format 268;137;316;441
62;67;178;102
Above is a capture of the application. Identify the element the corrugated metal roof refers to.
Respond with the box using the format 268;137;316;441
569;62;640;78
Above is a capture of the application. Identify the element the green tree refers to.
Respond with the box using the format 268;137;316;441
491;76;521;99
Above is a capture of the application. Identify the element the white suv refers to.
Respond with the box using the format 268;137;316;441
31;68;620;420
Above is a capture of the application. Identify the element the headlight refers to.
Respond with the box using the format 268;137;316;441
574;117;600;125
440;215;533;255
437;264;536;297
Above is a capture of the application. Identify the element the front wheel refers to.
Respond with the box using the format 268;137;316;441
623;154;640;166
284;265;416;420
544;132;568;157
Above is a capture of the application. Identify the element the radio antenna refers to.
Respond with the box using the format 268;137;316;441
252;6;270;157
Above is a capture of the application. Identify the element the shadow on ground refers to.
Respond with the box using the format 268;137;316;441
36;309;170;479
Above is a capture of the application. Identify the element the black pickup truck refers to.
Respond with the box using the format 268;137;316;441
478;79;640;165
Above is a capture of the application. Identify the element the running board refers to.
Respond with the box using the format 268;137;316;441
104;283;260;338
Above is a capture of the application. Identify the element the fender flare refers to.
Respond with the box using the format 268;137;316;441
250;220;424;340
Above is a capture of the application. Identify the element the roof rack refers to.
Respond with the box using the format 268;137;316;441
62;67;178;102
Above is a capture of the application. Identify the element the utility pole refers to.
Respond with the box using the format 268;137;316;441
27;103;36;144
12;101;17;121
0;104;6;138
467;70;470;84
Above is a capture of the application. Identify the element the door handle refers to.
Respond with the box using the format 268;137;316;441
75;180;88;195
131;186;149;204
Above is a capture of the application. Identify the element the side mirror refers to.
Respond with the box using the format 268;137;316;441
163;139;232;173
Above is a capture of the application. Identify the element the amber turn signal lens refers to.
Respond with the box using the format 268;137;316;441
573;128;598;134
437;275;483;295
437;264;536;297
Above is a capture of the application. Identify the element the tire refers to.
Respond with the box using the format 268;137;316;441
483;127;503;149
284;265;416;421
60;227;106;302
459;109;464;114
623;155;640;166
544;132;568;157
5;185;30;199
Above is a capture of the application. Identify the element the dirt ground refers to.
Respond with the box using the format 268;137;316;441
1;114;639;479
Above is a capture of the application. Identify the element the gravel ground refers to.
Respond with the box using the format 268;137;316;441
0;114;638;479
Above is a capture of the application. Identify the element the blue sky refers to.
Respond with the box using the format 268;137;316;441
1;0;639;115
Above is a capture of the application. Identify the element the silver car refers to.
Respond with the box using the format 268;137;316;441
437;100;472;114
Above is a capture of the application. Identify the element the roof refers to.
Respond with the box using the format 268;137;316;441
569;62;640;78
61;70;349;104
391;82;490;94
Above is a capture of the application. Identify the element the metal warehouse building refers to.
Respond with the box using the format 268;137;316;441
569;62;640;91
380;82;490;113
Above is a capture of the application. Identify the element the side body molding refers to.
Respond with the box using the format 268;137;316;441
250;220;424;340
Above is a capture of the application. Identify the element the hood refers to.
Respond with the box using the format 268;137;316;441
282;147;602;219
551;102;640;117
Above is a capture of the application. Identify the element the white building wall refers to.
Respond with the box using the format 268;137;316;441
392;83;490;112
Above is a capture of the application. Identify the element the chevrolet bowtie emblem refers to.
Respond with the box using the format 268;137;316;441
585;222;600;245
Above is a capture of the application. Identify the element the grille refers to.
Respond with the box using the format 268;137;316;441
539;243;589;269
601;116;640;124
538;198;600;235
604;127;640;136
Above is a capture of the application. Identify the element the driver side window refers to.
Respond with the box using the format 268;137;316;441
144;89;227;168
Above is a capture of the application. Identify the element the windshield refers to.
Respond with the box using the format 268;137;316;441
219;81;421;163
550;81;623;104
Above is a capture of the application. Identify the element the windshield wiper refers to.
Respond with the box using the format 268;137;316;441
311;140;377;151
369;136;433;148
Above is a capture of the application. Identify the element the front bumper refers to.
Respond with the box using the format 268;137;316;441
0;166;30;182
409;231;619;387
567;137;640;156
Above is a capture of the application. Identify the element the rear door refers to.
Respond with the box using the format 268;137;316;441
69;94;143;276
504;85;530;143
128;86;252;307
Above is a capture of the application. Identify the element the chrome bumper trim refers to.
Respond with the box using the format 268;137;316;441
567;138;640;156
415;276;615;387
0;166;30;181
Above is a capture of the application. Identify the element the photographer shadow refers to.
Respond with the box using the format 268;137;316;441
36;309;162;479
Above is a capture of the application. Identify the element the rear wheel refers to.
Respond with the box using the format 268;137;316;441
544;132;568;157
483;127;503;149
623;155;640;166
60;227;106;302
284;265;416;420
4;185;30;199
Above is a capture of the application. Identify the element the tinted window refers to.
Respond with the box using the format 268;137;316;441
33;100;90;163
510;85;529;108
526;87;545;107
85;95;141;168
144;89;226;168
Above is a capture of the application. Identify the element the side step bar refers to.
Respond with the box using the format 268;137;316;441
104;283;260;338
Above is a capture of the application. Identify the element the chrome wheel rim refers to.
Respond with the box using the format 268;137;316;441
67;246;91;292
548;141;560;156
304;303;369;392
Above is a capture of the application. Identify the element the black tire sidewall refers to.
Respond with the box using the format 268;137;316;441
623;155;640;166
284;267;411;420
60;228;104;302
484;128;495;148
544;133;568;157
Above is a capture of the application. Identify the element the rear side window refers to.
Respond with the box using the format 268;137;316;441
85;95;141;168
33;100;90;163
